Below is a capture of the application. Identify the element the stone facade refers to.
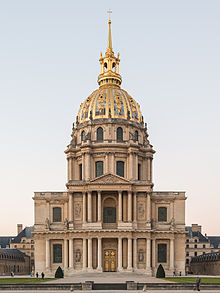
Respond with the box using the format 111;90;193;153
10;225;35;272
185;224;220;273
190;252;220;275
33;17;186;277
0;249;30;276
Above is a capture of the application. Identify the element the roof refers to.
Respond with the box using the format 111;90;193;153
11;226;34;243
191;251;220;263
208;236;220;249
0;237;14;248
0;248;28;261
185;226;209;243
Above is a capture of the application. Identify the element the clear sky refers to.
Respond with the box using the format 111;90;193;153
0;0;219;236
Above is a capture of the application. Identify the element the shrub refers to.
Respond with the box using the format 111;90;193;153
55;266;64;278
156;264;165;278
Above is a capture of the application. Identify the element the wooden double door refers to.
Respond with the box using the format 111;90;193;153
104;249;116;272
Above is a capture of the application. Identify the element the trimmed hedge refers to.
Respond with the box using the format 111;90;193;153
55;266;64;278
156;264;165;278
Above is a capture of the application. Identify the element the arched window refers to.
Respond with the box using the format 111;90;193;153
53;207;62;222
158;207;167;222
134;130;138;142
81;130;86;141
96;161;104;177
53;244;62;263
117;127;123;142
97;127;103;141
116;161;124;177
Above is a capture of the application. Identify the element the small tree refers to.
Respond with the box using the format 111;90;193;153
156;264;165;278
55;266;64;278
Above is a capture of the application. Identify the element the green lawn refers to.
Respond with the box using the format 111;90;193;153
0;278;55;284
165;277;220;284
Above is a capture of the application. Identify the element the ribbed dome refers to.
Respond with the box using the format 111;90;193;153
77;86;143;125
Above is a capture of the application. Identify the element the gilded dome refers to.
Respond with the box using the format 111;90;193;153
77;86;143;124
77;17;143;125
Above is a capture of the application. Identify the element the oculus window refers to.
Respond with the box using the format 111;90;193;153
53;244;62;263
116;161;124;177
53;207;62;222
96;161;104;177
158;207;167;222
97;127;103;141
117;127;123;141
158;243;167;263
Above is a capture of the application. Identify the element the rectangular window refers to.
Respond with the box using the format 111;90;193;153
158;207;167;222
138;164;141;180
96;161;104;177
116;161;124;177
53;207;62;222
53;244;62;263
158;243;167;263
79;164;82;180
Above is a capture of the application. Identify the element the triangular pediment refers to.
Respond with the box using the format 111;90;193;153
90;173;130;184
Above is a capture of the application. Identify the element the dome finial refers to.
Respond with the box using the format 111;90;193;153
98;13;122;88
107;9;112;51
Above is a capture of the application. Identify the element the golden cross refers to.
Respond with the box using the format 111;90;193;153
107;9;112;21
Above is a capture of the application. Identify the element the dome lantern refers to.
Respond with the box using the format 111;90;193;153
98;12;122;88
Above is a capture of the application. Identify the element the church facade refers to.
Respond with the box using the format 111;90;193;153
33;18;186;277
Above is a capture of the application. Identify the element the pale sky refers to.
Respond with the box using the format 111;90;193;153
0;0;219;236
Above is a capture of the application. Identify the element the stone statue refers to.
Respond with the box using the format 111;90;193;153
170;217;175;230
64;218;69;229
45;218;50;230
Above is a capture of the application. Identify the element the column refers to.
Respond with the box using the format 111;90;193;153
170;201;174;219
97;238;102;270
85;152;90;180
133;238;137;269
127;238;132;270
83;238;87;270
134;153;138;180
128;191;132;222
87;192;92;222
170;239;174;269
118;238;123;270
118;191;122;222
46;239;50;269
133;192;137;222
83;192;86;223
105;153;109;173
64;239;68;268
152;239;156;269
88;238;93;270
129;153;133;179
68;158;73;180
69;238;73;268
98;191;102;222
147;158;151;181
146;238;151;270
147;193;151;223
69;193;73;223
67;158;70;181
82;153;85;180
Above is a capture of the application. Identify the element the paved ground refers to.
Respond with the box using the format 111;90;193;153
0;290;220;293
47;272;173;283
